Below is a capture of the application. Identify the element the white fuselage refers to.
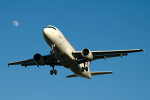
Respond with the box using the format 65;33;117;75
43;26;91;79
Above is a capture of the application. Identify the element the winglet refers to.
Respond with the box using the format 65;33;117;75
140;49;144;51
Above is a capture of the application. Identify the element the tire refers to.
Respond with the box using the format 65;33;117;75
82;67;84;72
85;67;88;71
54;70;57;75
50;70;53;75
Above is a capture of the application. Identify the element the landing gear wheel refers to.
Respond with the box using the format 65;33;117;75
54;70;57;75
85;67;88;71
50;70;57;75
50;70;53;75
82;67;84;72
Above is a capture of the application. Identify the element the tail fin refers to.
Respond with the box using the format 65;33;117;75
90;71;113;76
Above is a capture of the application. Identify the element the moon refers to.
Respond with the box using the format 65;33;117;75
13;21;19;27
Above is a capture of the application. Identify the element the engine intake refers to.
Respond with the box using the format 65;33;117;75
33;53;45;65
81;48;93;61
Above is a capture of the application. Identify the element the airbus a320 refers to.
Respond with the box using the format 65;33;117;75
8;25;144;79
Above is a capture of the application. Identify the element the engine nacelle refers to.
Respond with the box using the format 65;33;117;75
33;53;45;65
81;48;93;61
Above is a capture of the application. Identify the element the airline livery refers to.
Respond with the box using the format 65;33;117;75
8;25;144;79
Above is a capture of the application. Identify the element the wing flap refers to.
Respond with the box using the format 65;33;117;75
93;53;128;60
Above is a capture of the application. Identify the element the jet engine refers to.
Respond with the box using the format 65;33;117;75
81;48;93;61
33;53;45;65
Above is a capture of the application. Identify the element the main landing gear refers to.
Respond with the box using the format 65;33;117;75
81;61;88;72
82;67;88;72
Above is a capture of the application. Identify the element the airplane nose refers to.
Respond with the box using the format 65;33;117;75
43;27;55;44
43;28;49;36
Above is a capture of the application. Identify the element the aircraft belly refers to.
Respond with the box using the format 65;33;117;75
55;48;79;68
53;45;91;78
52;39;78;68
57;56;79;68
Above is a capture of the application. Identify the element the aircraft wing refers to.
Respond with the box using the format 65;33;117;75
8;54;62;67
72;49;144;62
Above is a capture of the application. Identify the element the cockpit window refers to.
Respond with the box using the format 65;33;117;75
46;25;56;30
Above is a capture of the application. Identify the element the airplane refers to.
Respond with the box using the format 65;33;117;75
8;25;144;79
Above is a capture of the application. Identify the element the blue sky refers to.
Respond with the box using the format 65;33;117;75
0;0;150;100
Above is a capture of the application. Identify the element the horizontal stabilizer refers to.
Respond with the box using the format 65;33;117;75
90;71;113;76
66;74;78;78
